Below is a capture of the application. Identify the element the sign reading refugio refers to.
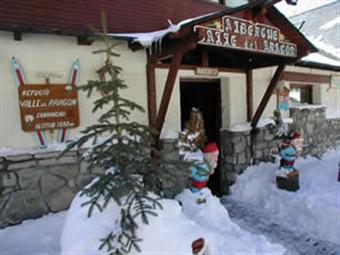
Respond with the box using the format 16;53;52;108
194;15;297;57
18;84;80;132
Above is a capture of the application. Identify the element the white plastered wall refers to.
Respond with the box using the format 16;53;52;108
0;31;148;148
283;65;340;110
155;68;248;138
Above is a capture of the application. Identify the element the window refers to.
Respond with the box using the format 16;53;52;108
289;83;313;104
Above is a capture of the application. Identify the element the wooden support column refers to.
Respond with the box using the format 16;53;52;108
251;64;285;130
246;68;253;122
147;63;157;126
153;34;201;135
154;51;183;133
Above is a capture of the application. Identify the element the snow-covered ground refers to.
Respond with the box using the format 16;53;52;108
1;149;339;255
230;148;340;246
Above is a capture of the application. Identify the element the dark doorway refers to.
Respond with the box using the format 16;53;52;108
180;80;222;195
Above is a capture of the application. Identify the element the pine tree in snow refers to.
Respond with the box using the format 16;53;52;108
62;13;188;255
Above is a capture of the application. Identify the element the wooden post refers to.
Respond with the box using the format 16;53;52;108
154;51;183;133
153;34;200;135
147;63;157;126
246;68;253;122
202;49;209;67
251;64;285;129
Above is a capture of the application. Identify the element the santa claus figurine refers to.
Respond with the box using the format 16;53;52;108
190;143;219;193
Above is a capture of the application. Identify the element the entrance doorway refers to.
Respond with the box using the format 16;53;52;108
180;79;222;195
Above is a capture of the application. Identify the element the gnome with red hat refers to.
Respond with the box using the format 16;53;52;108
190;142;219;193
276;130;302;191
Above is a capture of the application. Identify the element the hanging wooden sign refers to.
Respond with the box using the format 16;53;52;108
18;84;80;132
195;67;219;76
194;15;297;57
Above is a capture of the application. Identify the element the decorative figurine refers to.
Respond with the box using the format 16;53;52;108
190;142;219;193
276;131;302;192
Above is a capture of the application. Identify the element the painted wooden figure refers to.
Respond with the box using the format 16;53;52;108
276;131;302;192
190;143;219;193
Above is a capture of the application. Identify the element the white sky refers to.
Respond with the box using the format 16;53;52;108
275;0;338;17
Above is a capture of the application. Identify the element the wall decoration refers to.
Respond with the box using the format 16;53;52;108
11;57;80;147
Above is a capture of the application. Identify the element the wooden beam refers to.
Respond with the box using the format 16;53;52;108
153;63;245;73
77;36;94;45
251;64;285;129
13;31;22;41
281;71;331;84
149;30;204;63
147;63;157;126
246;68;253;122
154;51;183;133
202;49;209;67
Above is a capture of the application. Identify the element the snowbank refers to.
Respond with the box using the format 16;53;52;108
176;188;285;254
230;149;340;245
61;180;285;255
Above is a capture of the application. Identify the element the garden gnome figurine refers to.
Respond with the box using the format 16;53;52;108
190;143;219;193
276;131;301;191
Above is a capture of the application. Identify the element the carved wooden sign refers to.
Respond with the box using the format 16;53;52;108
195;67;219;76
18;84;80;132
194;15;297;57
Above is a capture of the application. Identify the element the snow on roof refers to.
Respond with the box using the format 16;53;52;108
301;52;340;67
108;12;219;48
319;16;340;30
287;1;340;68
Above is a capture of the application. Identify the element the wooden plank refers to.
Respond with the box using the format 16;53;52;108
281;71;331;84
246;68;253;122
153;63;245;73
147;63;157;126
202;49;209;67
251;64;285;129
13;31;22;41
154;51;183;132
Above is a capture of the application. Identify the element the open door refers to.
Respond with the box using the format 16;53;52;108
180;79;222;195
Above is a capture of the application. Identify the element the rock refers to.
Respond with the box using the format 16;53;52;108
2;172;18;187
76;174;95;189
3;190;48;224
48;164;79;179
18;168;42;189
7;160;38;171
44;186;75;212
6;154;33;162
41;174;66;196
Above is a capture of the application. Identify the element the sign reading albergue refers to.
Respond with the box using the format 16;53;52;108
18;84;80;132
194;15;297;57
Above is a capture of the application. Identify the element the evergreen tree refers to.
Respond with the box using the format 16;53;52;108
62;13;188;255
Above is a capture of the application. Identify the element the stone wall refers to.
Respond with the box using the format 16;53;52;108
0;150;103;228
220;124;279;193
220;107;340;193
290;106;340;156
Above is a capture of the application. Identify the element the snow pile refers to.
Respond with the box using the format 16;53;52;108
226;117;275;132
0;211;67;255
176;188;285;254
60;180;207;255
60;180;285;254
230;149;340;245
326;107;340;119
0;142;67;157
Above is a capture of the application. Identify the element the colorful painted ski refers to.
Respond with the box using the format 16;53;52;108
11;57;49;148
57;59;80;143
